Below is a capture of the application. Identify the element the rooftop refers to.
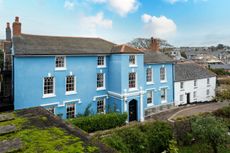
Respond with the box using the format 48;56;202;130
175;62;216;82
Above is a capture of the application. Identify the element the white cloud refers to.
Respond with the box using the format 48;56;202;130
141;14;177;39
166;0;207;4
79;12;112;33
64;0;75;10
90;0;139;17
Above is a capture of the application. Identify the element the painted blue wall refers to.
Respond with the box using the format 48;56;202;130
14;54;174;120
143;63;174;109
14;56;110;118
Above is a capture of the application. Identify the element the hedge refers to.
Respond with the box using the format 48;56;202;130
101;121;174;153
68;113;127;133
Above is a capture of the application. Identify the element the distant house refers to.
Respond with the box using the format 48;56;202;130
174;62;216;106
8;17;174;122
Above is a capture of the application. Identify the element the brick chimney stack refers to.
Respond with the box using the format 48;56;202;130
6;22;11;41
13;16;21;36
150;37;159;52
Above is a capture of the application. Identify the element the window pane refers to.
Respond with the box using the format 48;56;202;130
129;55;136;65
66;75;75;92
160;67;165;81
129;72;136;88
97;99;105;113
56;56;65;68
147;91;152;104
97;73;104;88
97;56;105;66
146;68;152;82
44;77;54;94
66;104;75;119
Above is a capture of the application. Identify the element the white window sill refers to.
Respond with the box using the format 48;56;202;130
97;87;106;91
65;91;77;96
128;88;138;92
129;64;138;68
42;94;56;98
160;80;167;83
97;65;106;68
161;100;167;104
55;67;66;71
146;82;154;85
147;104;154;107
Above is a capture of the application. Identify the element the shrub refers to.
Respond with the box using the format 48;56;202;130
140;121;173;153
216;87;230;101
101;121;174;153
191;115;228;153
68;113;127;133
213;106;230;118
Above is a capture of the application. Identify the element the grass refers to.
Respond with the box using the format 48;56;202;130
0;112;99;153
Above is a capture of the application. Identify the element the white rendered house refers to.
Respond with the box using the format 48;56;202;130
174;62;216;106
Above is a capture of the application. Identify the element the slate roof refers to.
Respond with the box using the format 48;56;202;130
144;50;174;64
13;34;115;55
111;44;143;54
175;63;216;82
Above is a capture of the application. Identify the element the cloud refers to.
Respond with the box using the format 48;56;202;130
64;0;75;10
141;14;177;39
79;12;112;33
90;0;139;17
166;0;207;4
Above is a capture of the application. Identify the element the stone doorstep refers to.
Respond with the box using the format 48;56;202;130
0;114;14;122
0;125;16;135
0;138;22;153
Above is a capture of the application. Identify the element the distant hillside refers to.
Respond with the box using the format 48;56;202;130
127;38;174;49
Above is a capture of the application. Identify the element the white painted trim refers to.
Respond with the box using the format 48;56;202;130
108;90;145;99
160;66;167;83
42;76;56;98
40;102;59;107
160;88;168;104
128;72;138;91
146;67;154;84
147;90;154;107
65;76;77;95
97;56;106;68
55;56;66;71
129;55;138;67
93;94;108;101
96;73;106;91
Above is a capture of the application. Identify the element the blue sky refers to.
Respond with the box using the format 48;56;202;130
0;0;230;47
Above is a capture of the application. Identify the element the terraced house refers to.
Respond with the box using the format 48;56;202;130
8;17;174;121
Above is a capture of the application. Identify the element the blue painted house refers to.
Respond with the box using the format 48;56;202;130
11;17;174;121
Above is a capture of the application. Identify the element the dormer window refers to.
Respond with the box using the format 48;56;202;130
55;56;66;70
129;55;136;66
97;56;106;68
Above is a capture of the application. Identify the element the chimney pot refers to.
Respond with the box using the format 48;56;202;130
15;16;19;22
13;16;21;36
150;37;159;52
6;22;11;41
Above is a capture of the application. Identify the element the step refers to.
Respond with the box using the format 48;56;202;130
0;138;22;153
0;125;16;135
0;114;14;122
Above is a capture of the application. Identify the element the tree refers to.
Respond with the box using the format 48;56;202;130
191;116;228;153
217;44;224;50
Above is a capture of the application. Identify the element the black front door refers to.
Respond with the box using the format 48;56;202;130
186;93;190;104
129;99;137;122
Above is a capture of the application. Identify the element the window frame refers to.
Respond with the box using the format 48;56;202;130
129;55;137;67
97;73;106;91
65;75;77;95
147;90;154;107
194;80;197;87
161;88;167;103
97;56;106;68
207;78;210;85
206;89;210;96
193;91;197;98
66;103;76;119
128;72;137;90
97;98;105;114
180;82;184;89
146;67;153;84
55;56;66;71
160;66;167;82
180;94;184;102
43;76;55;98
